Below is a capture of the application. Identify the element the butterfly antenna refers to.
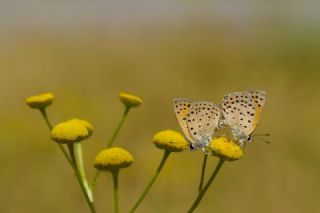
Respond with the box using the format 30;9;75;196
252;133;270;144
253;133;270;137
253;136;271;144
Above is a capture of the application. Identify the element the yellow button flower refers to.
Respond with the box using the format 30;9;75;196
209;137;243;161
153;130;188;152
50;120;89;144
119;92;143;108
94;147;134;171
25;92;54;109
68;119;94;136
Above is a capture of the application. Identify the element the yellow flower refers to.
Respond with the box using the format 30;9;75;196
50;120;89;144
209;137;243;161
68;119;94;136
25;92;54;109
94;147;134;171
119;92;143;108
153;130;188;152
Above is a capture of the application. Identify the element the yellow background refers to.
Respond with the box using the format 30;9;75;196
1;1;319;212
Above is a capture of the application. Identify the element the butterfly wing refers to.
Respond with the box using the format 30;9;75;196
245;90;266;135
173;98;193;143
186;101;221;147
220;90;266;136
220;92;242;129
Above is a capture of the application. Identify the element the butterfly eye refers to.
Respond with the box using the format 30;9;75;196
248;135;253;142
189;143;196;150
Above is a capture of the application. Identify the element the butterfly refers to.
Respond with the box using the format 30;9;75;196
173;99;222;151
219;90;266;146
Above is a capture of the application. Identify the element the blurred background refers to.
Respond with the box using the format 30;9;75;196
1;1;319;212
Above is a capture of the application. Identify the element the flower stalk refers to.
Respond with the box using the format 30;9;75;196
129;150;171;213
75;142;93;201
187;158;225;213
107;107;130;148
198;154;208;192
107;92;143;148
68;144;96;213
112;170;120;213
94;147;134;213
90;171;100;190
39;108;72;167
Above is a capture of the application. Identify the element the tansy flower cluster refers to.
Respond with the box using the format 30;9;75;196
25;92;54;109
94;147;134;171
26;91;261;213
209;137;243;161
51;119;93;144
153;130;188;152
119;92;143;108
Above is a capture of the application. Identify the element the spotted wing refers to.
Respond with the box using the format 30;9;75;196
220;90;266;136
245;90;266;135
186;101;221;144
173;98;193;143
220;92;242;129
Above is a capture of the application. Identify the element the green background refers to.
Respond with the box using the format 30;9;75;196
0;1;319;212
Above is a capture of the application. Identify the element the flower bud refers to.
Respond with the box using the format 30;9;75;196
119;92;143;108
209;137;243;161
25;92;54;109
153;130;188;152
94;147;134;171
50;121;89;144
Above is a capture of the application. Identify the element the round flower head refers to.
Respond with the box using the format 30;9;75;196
94;147;134;171
119;92;143;108
209;137;243;161
153;130;188;152
50;120;89;144
68;119;94;136
25;92;54;109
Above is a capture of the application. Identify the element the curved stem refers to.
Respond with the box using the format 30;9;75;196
112;170;120;213
198;154;208;192
39;108;72;167
68;144;96;213
90;171;100;190
75;142;93;202
107;107;130;148
187;159;225;213
129;150;171;213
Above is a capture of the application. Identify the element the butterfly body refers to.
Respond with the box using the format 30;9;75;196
189;135;212;151
230;126;252;145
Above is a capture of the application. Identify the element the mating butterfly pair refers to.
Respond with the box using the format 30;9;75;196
173;90;266;151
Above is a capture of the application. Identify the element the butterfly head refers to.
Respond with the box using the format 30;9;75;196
189;143;196;151
230;127;251;146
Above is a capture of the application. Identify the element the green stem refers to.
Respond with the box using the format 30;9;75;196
39;108;72;167
75;142;93;202
187;158;225;213
90;171;100;190
40;108;53;129
129;150;171;213
107;107;130;148
112;170;120;213
198;154;208;192
68;144;96;213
